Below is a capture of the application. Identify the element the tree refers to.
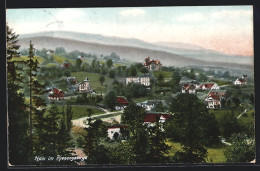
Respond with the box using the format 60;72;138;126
169;94;209;163
171;70;181;93
75;58;83;69
129;66;137;76
121;103;150;163
99;75;105;86
217;111;241;140
84;109;94;160
232;97;241;107
106;59;113;68
55;47;66;55
157;73;164;85
249;93;254;104
147;116;170;163
104;90;117;111
108;69;116;78
42;102;60;157
26;41;48;162
224;133;255;163
7;24;31;165
189;69;196;79
222;71;230;78
140;66;149;75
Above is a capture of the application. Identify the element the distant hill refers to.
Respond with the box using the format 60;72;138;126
18;31;253;71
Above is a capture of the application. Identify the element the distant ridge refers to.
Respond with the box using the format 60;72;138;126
17;35;253;72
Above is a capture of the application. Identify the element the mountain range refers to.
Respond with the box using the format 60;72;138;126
18;31;253;71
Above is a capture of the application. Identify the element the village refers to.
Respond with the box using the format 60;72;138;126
40;52;254;148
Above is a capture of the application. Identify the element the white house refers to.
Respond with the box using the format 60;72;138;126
205;95;221;108
234;75;247;86
181;84;196;94
107;125;126;139
126;76;150;87
205;90;227;109
143;113;171;131
137;100;165;111
78;77;92;93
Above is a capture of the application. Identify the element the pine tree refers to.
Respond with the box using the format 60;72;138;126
42;102;60;158
84;109;95;162
7;24;31;165
25;41;47;159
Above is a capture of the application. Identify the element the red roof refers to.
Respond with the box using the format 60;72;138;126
144;113;171;123
204;83;214;88
117;97;129;104
208;91;226;97
238;78;246;83
208;95;220;100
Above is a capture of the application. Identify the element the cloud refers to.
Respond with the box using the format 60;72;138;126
54;9;85;21
211;9;252;19
120;9;146;17
176;12;206;22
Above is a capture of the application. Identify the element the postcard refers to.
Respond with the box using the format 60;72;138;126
6;6;255;166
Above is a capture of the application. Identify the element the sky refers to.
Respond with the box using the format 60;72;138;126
6;6;253;56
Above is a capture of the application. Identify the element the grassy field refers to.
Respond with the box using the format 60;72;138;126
53;54;74;64
71;72;114;93
44;105;105;120
166;139;227;163
13;56;44;64
153;70;172;80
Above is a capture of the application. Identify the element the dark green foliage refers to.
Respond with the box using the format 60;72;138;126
157;73;164;85
99;75;105;86
106;59;113;68
168;94;210;163
216;111;241;140
147;116;170;163
122;103;150;163
154;101;165;112
224;133;255;163
129;66;137;76
104;90;117;111
108;69;116;78
7;24;32;165
75;58;83;69
124;83;148;98
171;70;181;93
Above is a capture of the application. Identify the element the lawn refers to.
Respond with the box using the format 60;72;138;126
12;56;44;64
153;70;172;80
53;54;74;64
44;105;105;120
71;71;114;93
166;139;227;163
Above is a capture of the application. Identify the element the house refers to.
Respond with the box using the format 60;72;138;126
143;113;171;129
115;96;129;110
204;90;227;108
234;75;247;86
200;82;219;90
181;84;196;94
137;100;165;111
205;95;221;108
48;88;65;100
107;125;126;140
78;77;92;93
126;76;150;87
